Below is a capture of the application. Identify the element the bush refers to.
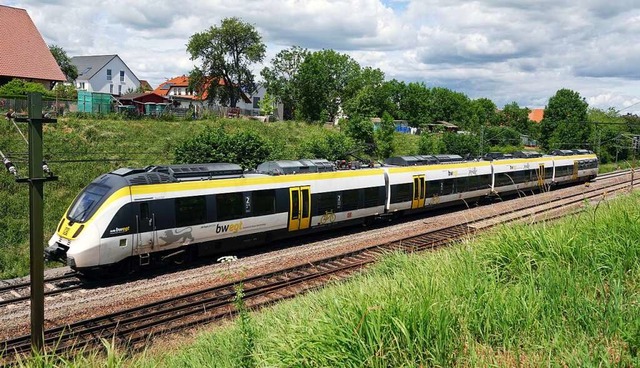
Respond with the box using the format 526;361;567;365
174;127;273;169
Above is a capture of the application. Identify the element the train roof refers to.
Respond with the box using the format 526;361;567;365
256;159;335;175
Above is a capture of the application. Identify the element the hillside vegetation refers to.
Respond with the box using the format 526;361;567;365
0;117;419;279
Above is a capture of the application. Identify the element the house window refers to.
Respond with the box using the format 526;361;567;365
110;85;113;94
118;85;122;95
78;82;86;90
107;69;112;81
120;70;125;82
253;97;260;109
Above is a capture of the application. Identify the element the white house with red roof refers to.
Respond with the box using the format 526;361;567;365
0;5;65;88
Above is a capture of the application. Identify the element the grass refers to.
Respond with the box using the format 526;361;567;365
17;191;635;367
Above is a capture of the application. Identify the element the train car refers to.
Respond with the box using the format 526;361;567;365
46;150;598;275
46;160;386;273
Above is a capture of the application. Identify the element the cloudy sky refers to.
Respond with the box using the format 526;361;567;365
7;0;640;113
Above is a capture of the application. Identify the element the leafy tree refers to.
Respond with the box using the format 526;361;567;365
49;44;78;81
482;126;522;148
417;133;444;155
588;108;627;163
298;130;354;161
427;87;473;129
398;82;431;128
441;132;481;157
187;17;266;107
174;128;272;169
295;49;361;122
341;116;375;155
375;112;395;159
0;79;50;96
51;83;77;100
499;102;532;136
540;89;589;150
258;92;275;117
260;46;309;120
469;98;499;131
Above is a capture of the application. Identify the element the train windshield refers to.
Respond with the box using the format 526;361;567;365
67;183;111;223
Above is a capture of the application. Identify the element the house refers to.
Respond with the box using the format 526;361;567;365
70;55;140;96
528;108;544;123
0;5;65;88
117;92;170;116
154;75;278;118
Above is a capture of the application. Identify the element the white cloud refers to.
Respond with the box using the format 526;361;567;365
4;0;640;114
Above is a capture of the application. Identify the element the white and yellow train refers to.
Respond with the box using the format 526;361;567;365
45;150;598;274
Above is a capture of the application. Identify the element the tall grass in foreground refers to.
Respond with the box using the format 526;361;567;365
12;195;640;367
133;193;638;367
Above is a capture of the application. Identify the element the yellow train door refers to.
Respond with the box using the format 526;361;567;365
288;186;311;231
411;175;425;209
572;161;579;180
537;164;545;187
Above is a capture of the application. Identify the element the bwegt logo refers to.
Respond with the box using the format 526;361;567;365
216;222;243;234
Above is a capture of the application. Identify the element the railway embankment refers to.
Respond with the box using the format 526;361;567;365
17;191;638;367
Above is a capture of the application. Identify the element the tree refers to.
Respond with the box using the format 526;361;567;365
427;87;472;129
417;133;444;155
0;79;50;96
469;98;499;131
375;112;396;159
398;82;431;128
187;17;266;107
261;46;309;120
341;116;375;155
49;45;78;81
499;102;532;136
295;49;361;122
174;128;272;169
540;89;590;150
442;132;481;157
258;92;276;117
298;130;355;161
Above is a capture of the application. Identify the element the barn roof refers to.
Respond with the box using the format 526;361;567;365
0;5;65;82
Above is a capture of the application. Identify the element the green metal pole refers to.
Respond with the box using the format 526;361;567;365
27;92;45;353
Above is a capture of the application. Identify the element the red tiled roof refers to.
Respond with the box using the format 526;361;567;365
0;5;65;82
528;108;544;123
154;75;251;103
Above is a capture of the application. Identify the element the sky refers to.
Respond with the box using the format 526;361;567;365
6;0;640;114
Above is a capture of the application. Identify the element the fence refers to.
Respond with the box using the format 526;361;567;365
0;96;76;117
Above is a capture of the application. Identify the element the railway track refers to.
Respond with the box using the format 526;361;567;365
1;170;637;363
0;272;82;308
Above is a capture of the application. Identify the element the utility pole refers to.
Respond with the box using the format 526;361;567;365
15;93;58;353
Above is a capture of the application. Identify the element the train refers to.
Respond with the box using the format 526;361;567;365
45;149;598;274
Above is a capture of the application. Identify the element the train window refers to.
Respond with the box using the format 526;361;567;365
176;196;206;227
495;173;511;187
67;183;110;222
252;190;276;216
216;192;244;221
426;180;440;196
364;186;383;207
454;178;468;193
390;183;412;203
479;175;491;189
342;189;360;211
545;167;553;178
140;202;150;220
441;179;454;195
315;192;336;214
